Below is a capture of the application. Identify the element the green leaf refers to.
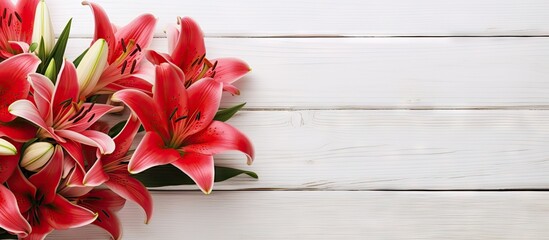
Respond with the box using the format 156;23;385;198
214;102;246;122
73;48;89;67
48;18;72;76
134;165;258;188
29;42;38;53
108;120;127;137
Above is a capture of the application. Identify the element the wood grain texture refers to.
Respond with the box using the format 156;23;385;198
66;37;549;109
48;0;549;37
49;191;549;239
105;109;549;191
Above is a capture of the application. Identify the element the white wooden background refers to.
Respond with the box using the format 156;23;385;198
45;0;549;239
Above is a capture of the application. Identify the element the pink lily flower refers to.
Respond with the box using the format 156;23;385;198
112;62;254;193
76;189;126;240
82;1;157;94
6;145;97;239
8;60;119;169
147;17;250;95
0;53;41;123
0;0;39;59
70;114;152;224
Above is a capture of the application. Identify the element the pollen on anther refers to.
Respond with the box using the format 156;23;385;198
14;12;21;23
130;60;137;74
121;38;127;52
121;60;128;74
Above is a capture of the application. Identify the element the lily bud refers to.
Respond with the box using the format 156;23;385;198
44;58;56;80
20;142;54;172
76;39;108;97
0;138;16;156
31;0;55;55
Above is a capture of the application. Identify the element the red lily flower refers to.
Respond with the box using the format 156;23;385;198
0;139;30;238
70;114;152;224
147;17;250;95
82;1;157;95
112;62;254;193
0;53;41;123
6;145;97;239
0;0;39;59
77;189;126;240
8;60;118;169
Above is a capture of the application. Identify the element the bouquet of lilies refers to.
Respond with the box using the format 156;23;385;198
0;1;255;239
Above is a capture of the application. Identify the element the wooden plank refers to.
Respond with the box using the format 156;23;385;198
48;0;549;37
49;191;549;239
66;37;549;109
96;110;549;191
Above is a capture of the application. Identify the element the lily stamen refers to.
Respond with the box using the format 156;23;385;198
174;115;187;123
169;107;178;120
130;59;137;74
121;38;127;52
120;60;128;74
130;48;138;57
14;12;21;23
68;106;86;121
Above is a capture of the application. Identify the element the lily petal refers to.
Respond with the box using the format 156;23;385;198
154;62;188;123
69;103;122;133
83;158;109;187
9;100;57;140
52;61;80;117
0;152;19;183
106;173;153;223
171;153;214;194
82;1;115;58
103;114;140;165
210;58;251;84
15;0;40;43
28;73;54;122
41;195;97;230
58;139;85;170
6;168;37;213
56;130;115;154
128;131;180;174
0;54;41;122
165;24;179;53
114;13;156;57
0;120;37;142
145;49;171;66
171;17;206;75
183;121;255;165
185;78;223;136
25;221;53;240
0;185;31;238
78;189;126;240
28;145;63;204
111;89;169;140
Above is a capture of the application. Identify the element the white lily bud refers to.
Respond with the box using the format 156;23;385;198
31;0;55;55
76;39;108;97
20;142;54;172
0;138;16;156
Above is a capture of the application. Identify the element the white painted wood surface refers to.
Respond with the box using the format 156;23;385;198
49;0;549;36
51;191;549;239
46;0;549;239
